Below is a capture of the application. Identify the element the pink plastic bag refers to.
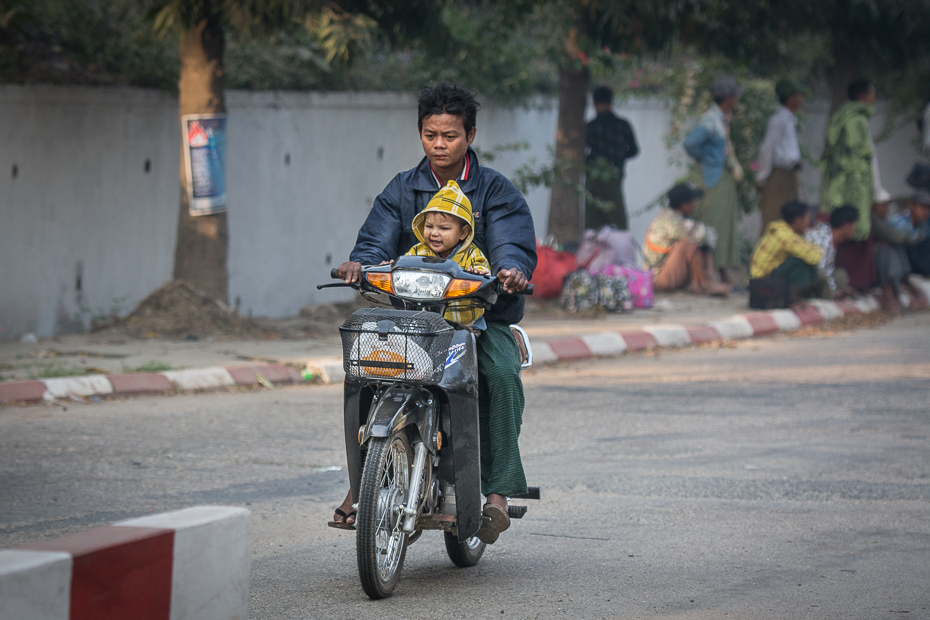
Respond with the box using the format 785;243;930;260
595;264;654;308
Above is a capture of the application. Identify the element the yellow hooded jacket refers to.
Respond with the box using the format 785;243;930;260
405;180;490;327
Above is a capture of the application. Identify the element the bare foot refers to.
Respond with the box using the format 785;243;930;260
879;284;903;316
332;489;355;527
703;281;732;297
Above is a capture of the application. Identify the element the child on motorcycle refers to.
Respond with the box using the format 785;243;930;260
404;180;490;328
328;180;492;533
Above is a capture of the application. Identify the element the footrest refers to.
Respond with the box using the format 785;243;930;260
508;505;527;519
510;487;541;500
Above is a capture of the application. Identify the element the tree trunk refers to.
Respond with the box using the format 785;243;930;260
173;10;229;304
546;64;589;250
829;30;859;115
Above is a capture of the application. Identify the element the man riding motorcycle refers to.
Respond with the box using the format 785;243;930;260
333;82;536;544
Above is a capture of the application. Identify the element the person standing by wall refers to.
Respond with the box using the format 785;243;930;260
819;78;880;290
683;76;744;283
584;86;639;231
756;79;804;229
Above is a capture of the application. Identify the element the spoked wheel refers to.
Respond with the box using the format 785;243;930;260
444;531;487;567
356;431;412;599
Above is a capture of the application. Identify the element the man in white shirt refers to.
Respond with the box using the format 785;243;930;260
756;78;804;229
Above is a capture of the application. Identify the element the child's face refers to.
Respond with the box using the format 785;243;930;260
422;212;469;258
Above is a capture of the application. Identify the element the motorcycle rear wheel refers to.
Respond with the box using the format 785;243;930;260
444;532;486;567
357;431;412;599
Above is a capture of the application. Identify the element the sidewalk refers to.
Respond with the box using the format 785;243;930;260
2;280;927;405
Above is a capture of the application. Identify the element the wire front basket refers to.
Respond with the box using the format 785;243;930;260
339;308;454;384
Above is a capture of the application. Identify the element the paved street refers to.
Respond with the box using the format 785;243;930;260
1;315;928;619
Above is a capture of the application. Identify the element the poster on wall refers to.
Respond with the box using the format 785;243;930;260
182;113;227;216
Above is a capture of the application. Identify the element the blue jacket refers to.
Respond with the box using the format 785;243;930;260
682;105;727;189
350;148;537;324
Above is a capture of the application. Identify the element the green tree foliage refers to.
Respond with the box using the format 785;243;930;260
685;0;930;111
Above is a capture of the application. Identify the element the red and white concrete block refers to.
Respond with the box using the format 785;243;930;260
0;506;250;620
0;363;307;404
524;299;888;367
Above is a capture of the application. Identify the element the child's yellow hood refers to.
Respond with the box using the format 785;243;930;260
412;180;475;251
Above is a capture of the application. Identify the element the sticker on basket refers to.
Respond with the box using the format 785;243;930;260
444;342;467;369
361;349;407;378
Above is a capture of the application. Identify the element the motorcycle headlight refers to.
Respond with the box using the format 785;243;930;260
392;271;451;300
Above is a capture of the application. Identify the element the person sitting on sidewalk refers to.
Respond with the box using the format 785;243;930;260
871;190;926;312
750;201;828;300
891;190;930;277
643;183;730;296
804;205;859;299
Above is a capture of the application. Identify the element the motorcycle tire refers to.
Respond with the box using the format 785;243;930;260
356;431;412;599
444;532;486;568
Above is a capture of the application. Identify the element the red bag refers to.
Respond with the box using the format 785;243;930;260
530;240;578;299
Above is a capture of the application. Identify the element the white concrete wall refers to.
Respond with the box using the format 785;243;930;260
1;86;179;341
0;85;921;340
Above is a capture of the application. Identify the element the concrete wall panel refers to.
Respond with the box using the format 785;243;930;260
0;86;920;339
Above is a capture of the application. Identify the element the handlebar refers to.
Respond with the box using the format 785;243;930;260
320;260;533;295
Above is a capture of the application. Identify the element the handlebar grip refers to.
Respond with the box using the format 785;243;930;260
524;283;533;295
330;268;339;279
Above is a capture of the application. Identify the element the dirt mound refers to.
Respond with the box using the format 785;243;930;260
97;280;269;340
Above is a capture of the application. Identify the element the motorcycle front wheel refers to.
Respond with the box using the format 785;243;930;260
444;532;486;567
356;430;412;599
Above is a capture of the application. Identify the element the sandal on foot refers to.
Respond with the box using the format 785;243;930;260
327;507;357;531
475;503;511;544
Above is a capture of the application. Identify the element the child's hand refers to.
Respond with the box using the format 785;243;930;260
465;267;490;275
379;260;395;265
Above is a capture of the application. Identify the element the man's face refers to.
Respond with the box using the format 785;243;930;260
859;86;877;104
873;200;891;219
786;93;804;112
910;202;930;224
836;221;857;243
679;200;696;217
790;213;810;234
719;95;738;114
420;114;476;175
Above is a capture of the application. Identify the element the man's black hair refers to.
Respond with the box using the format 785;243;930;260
830;205;859;228
781;200;810;224
417;83;480;135
847;78;873;101
593;86;613;104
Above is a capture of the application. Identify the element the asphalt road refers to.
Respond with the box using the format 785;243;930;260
1;314;928;619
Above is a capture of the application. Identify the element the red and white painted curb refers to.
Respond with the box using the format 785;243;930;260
0;363;304;404
0;505;250;620
3;278;927;403
533;294;892;364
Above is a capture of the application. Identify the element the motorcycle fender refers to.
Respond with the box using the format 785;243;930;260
361;386;437;451
363;389;411;441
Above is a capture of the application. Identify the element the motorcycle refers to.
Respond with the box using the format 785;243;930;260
318;255;538;599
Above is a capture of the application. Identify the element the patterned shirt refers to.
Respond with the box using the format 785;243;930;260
750;220;823;279
804;222;837;290
643;207;709;273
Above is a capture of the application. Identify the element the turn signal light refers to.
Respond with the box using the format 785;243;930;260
435;432;442;450
358;425;365;443
366;272;393;293
444;279;481;298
